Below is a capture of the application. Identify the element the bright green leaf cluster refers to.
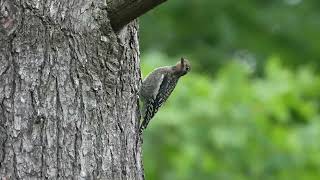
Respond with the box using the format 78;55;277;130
141;54;320;180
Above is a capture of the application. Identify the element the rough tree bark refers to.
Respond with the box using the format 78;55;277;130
0;0;166;179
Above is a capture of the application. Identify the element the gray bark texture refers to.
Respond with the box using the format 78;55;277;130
0;0;144;179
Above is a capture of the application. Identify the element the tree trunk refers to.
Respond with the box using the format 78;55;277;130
0;0;145;179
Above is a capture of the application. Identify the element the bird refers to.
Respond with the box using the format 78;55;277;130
139;57;191;132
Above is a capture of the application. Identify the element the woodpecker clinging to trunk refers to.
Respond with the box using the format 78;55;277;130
139;57;191;133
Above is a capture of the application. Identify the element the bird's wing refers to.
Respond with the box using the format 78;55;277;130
140;70;164;100
154;74;176;109
140;74;178;130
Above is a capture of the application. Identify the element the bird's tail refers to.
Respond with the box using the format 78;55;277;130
139;99;157;132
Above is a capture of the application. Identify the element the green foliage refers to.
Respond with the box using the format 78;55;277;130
139;1;320;179
140;0;320;72
141;54;320;180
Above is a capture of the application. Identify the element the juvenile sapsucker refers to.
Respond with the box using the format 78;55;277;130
139;57;191;132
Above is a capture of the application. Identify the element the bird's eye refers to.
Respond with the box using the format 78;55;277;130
186;66;190;71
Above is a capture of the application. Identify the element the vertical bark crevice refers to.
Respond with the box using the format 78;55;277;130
12;146;18;179
40;115;45;178
8;24;18;179
0;103;7;168
95;108;103;178
54;77;62;177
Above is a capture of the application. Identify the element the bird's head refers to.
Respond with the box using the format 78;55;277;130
174;57;191;76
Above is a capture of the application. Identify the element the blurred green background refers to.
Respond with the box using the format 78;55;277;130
139;1;320;180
